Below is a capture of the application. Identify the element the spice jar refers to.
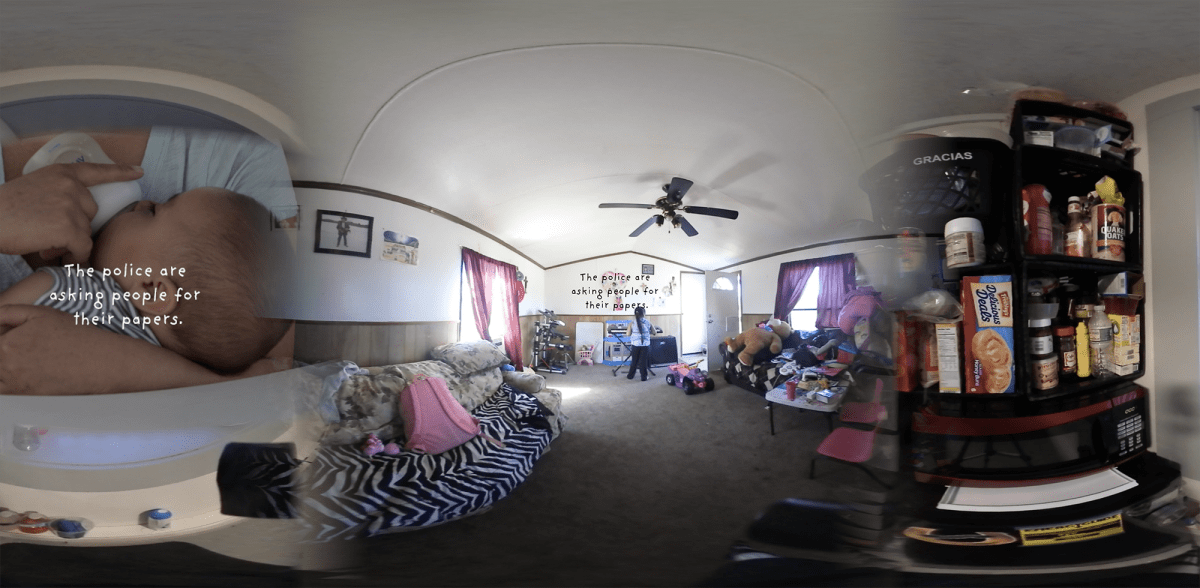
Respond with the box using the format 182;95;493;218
1030;318;1059;391
1032;352;1059;391
944;217;985;268
1056;326;1077;376
1029;318;1054;356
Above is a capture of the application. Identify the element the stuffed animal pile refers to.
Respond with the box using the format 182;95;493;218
723;318;795;366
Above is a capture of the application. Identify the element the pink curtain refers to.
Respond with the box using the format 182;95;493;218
773;253;857;327
773;260;817;321
815;254;857;328
461;248;524;371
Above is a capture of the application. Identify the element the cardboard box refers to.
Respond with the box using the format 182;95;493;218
1098;272;1144;299
920;322;940;389
962;275;1016;394
1025;130;1055;146
1111;314;1140;367
935;323;962;394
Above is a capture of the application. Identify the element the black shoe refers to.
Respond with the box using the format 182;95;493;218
641;376;648;381
626;375;634;380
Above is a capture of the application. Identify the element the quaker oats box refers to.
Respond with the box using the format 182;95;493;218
962;275;1016;394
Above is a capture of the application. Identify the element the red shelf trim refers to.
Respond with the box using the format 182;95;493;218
912;388;1144;436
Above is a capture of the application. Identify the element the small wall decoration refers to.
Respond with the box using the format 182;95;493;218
381;230;419;265
315;210;373;258
642;264;655;275
269;205;300;230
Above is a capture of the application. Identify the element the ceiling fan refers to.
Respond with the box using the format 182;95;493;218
598;177;739;237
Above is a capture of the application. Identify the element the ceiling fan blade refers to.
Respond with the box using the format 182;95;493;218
677;215;699;237
600;203;656;209
664;177;693;200
681;206;739;220
629;215;659;237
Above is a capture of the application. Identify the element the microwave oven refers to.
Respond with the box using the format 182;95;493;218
910;383;1148;484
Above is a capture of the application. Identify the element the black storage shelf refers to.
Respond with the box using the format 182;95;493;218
1009;100;1136;168
1011;145;1143;267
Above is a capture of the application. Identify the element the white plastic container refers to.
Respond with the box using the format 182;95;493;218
944;217;985;268
22;132;143;235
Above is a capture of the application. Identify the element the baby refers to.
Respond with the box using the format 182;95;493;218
0;187;290;374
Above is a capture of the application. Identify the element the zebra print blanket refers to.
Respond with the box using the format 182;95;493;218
297;384;553;540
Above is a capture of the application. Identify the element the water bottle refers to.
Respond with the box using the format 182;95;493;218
22;132;143;235
1088;304;1113;377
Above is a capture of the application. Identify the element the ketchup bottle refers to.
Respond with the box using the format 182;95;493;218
1022;184;1054;255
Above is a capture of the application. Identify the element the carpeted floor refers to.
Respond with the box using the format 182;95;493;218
0;361;867;587
327;361;844;587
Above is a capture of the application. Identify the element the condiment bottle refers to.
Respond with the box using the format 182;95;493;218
1056;325;1077;376
1022;184;1054;255
1064;196;1092;258
1076;321;1091;378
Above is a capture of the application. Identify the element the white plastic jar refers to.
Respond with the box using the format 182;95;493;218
944;217;985;268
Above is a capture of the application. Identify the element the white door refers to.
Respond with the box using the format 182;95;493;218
680;272;706;354
705;270;741;371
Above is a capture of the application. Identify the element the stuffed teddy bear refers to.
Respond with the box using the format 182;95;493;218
723;318;795;366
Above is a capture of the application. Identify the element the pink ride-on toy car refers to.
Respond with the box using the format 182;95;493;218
665;362;716;395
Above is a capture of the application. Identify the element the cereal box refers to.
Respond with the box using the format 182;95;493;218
962;275;1016;394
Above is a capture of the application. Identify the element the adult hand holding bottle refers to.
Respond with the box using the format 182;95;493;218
0;162;143;265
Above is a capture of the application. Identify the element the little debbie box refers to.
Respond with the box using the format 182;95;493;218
962;275;1016;394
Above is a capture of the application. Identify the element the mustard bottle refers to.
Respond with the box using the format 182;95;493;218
1076;321;1091;378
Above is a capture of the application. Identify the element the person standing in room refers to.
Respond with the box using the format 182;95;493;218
627;306;655;381
336;215;350;247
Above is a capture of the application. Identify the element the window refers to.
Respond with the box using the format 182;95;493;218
712;277;734;291
459;266;508;347
789;267;820;332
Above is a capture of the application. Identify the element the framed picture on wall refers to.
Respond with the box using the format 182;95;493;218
315;210;373;258
642;264;655;275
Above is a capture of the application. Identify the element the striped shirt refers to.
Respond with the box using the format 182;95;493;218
629;317;655;347
33;266;162;346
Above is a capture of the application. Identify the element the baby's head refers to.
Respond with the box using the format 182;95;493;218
92;187;291;373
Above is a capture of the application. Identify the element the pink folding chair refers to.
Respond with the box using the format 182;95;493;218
838;378;887;425
810;379;891;488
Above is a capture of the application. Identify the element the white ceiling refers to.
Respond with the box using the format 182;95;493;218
3;1;1198;270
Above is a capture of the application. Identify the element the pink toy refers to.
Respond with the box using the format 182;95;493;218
665;361;716;395
383;443;401;455
576;344;595;366
362;434;385;456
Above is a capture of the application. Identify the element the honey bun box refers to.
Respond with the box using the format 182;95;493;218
962;275;1016;394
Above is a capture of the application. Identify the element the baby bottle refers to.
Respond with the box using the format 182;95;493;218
22;132;143;234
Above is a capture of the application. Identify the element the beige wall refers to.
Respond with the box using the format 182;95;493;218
1136;84;1200;494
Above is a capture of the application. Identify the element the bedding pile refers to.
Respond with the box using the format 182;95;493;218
216;341;567;539
299;383;554;540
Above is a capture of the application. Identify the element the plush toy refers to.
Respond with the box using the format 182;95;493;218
724;318;795;366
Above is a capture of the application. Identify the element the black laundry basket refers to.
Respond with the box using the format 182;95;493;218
860;137;1013;243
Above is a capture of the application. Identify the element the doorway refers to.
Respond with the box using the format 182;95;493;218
705;270;741;371
680;271;706;355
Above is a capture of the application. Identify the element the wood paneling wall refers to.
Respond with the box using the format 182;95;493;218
550;314;683;354
294;321;459;367
294;315;681;369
